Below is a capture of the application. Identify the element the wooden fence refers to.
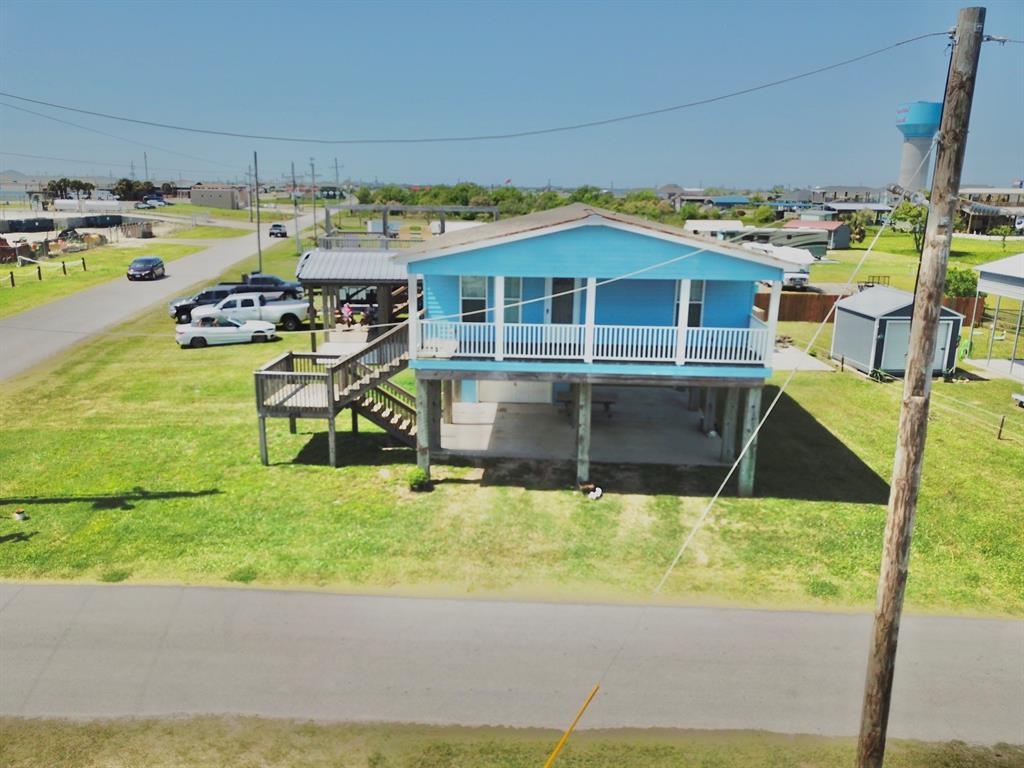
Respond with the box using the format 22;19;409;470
754;293;984;324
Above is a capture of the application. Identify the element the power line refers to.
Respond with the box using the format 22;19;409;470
0;150;230;177
0;31;950;145
0;102;241;171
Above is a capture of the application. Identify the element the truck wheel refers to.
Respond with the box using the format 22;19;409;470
281;314;300;332
190;337;207;348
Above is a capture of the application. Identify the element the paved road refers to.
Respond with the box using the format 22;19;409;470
1;584;1020;743
0;216;313;381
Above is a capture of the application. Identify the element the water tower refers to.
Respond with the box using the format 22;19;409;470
896;101;942;191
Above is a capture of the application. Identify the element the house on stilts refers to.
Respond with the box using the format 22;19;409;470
254;204;788;496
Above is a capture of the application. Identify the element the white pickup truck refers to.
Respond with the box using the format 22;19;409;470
190;292;310;331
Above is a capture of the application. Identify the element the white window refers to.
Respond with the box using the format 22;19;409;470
675;280;704;326
503;277;522;323
460;276;487;323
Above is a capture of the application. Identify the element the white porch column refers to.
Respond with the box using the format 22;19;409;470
494;275;505;361
675;279;691;365
407;274;419;360
766;280;782;363
584;277;597;363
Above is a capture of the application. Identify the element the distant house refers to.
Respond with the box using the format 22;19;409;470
657;184;706;212
398;203;790;495
190;183;249;210
811;186;885;204
782;219;851;249
831;286;963;376
708;195;750;208
959;186;1024;234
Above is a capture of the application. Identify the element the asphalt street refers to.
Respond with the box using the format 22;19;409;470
1;584;1020;743
0;215;313;380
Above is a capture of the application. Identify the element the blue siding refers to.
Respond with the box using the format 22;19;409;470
460;379;477;403
424;274;459;319
522;278;545;324
595;279;675;326
408;225;782;282
703;281;755;328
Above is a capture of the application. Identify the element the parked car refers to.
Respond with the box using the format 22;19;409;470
127;256;165;280
57;228;82;241
242;272;302;298
134;201;155;209
175;317;278;348
168;283;285;323
269;223;287;238
190;292;310;331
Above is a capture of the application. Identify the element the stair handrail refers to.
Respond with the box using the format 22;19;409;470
329;321;409;406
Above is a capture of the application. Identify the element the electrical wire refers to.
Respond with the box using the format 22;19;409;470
0;32;950;145
0;102;241;171
0;150;234;177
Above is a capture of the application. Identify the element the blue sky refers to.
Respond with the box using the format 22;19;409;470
1;0;1021;189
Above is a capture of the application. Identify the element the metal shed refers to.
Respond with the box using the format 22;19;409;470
970;252;1024;378
830;286;964;376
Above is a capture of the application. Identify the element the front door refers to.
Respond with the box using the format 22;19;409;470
549;278;576;324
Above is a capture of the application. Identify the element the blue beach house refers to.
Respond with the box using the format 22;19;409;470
397;204;787;495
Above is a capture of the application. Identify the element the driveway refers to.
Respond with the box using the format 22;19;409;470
1;584;1020;743
0;216;313;380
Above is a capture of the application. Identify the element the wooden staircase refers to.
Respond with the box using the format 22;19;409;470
333;327;417;447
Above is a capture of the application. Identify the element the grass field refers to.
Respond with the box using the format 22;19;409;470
1;268;1021;615
167;225;248;239
3;718;1020;768
0;243;202;319
811;231;1018;292
155;202;291;222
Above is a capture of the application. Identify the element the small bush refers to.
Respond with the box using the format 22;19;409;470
226;566;258;583
407;467;433;492
806;578;840;598
99;568;130;583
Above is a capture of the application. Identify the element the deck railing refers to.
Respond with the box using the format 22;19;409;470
317;234;423;250
419;319;772;366
255;324;410;416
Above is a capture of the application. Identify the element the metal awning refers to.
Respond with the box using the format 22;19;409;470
295;249;408;285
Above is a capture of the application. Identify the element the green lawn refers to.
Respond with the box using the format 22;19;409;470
0;243;202;319
3;718;1020;768
811;231;1017;292
1;272;1021;614
167;225;249;239
156;202;291;222
2;720;1015;768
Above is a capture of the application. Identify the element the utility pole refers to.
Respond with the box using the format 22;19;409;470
856;8;985;768
130;160;135;180
247;164;254;223
309;158;317;245
143;152;149;182
253;151;263;274
334;157;340;192
291;161;301;256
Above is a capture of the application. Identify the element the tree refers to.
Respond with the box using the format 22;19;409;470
355;186;373;204
944;266;978;297
751;205;775;225
68;180;95;199
45;178;73;199
161;182;175;196
568;185;613;206
990;224;1012;250
847;210;875;243
890;201;928;255
113;178;136;201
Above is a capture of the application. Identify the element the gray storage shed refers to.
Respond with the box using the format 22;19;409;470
830;286;964;376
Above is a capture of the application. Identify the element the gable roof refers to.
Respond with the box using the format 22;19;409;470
395;203;792;271
783;220;848;231
974;252;1024;280
837;285;963;319
296;249;407;284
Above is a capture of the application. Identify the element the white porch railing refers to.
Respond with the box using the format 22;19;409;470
420;319;771;365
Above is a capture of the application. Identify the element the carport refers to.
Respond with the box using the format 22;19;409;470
970;252;1024;380
295;248;410;350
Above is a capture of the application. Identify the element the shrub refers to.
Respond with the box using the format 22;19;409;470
944;266;978;298
407;467;433;492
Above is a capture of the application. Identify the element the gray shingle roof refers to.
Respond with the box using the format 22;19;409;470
296;249;407;284
837;285;963;319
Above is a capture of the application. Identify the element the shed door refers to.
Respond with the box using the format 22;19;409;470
880;320;953;373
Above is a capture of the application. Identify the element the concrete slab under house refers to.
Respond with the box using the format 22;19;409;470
253;204;789;496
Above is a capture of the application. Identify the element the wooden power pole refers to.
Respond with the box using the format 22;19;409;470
856;7;985;767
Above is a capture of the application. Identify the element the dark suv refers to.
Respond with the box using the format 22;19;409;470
243;273;302;299
168;284;247;323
